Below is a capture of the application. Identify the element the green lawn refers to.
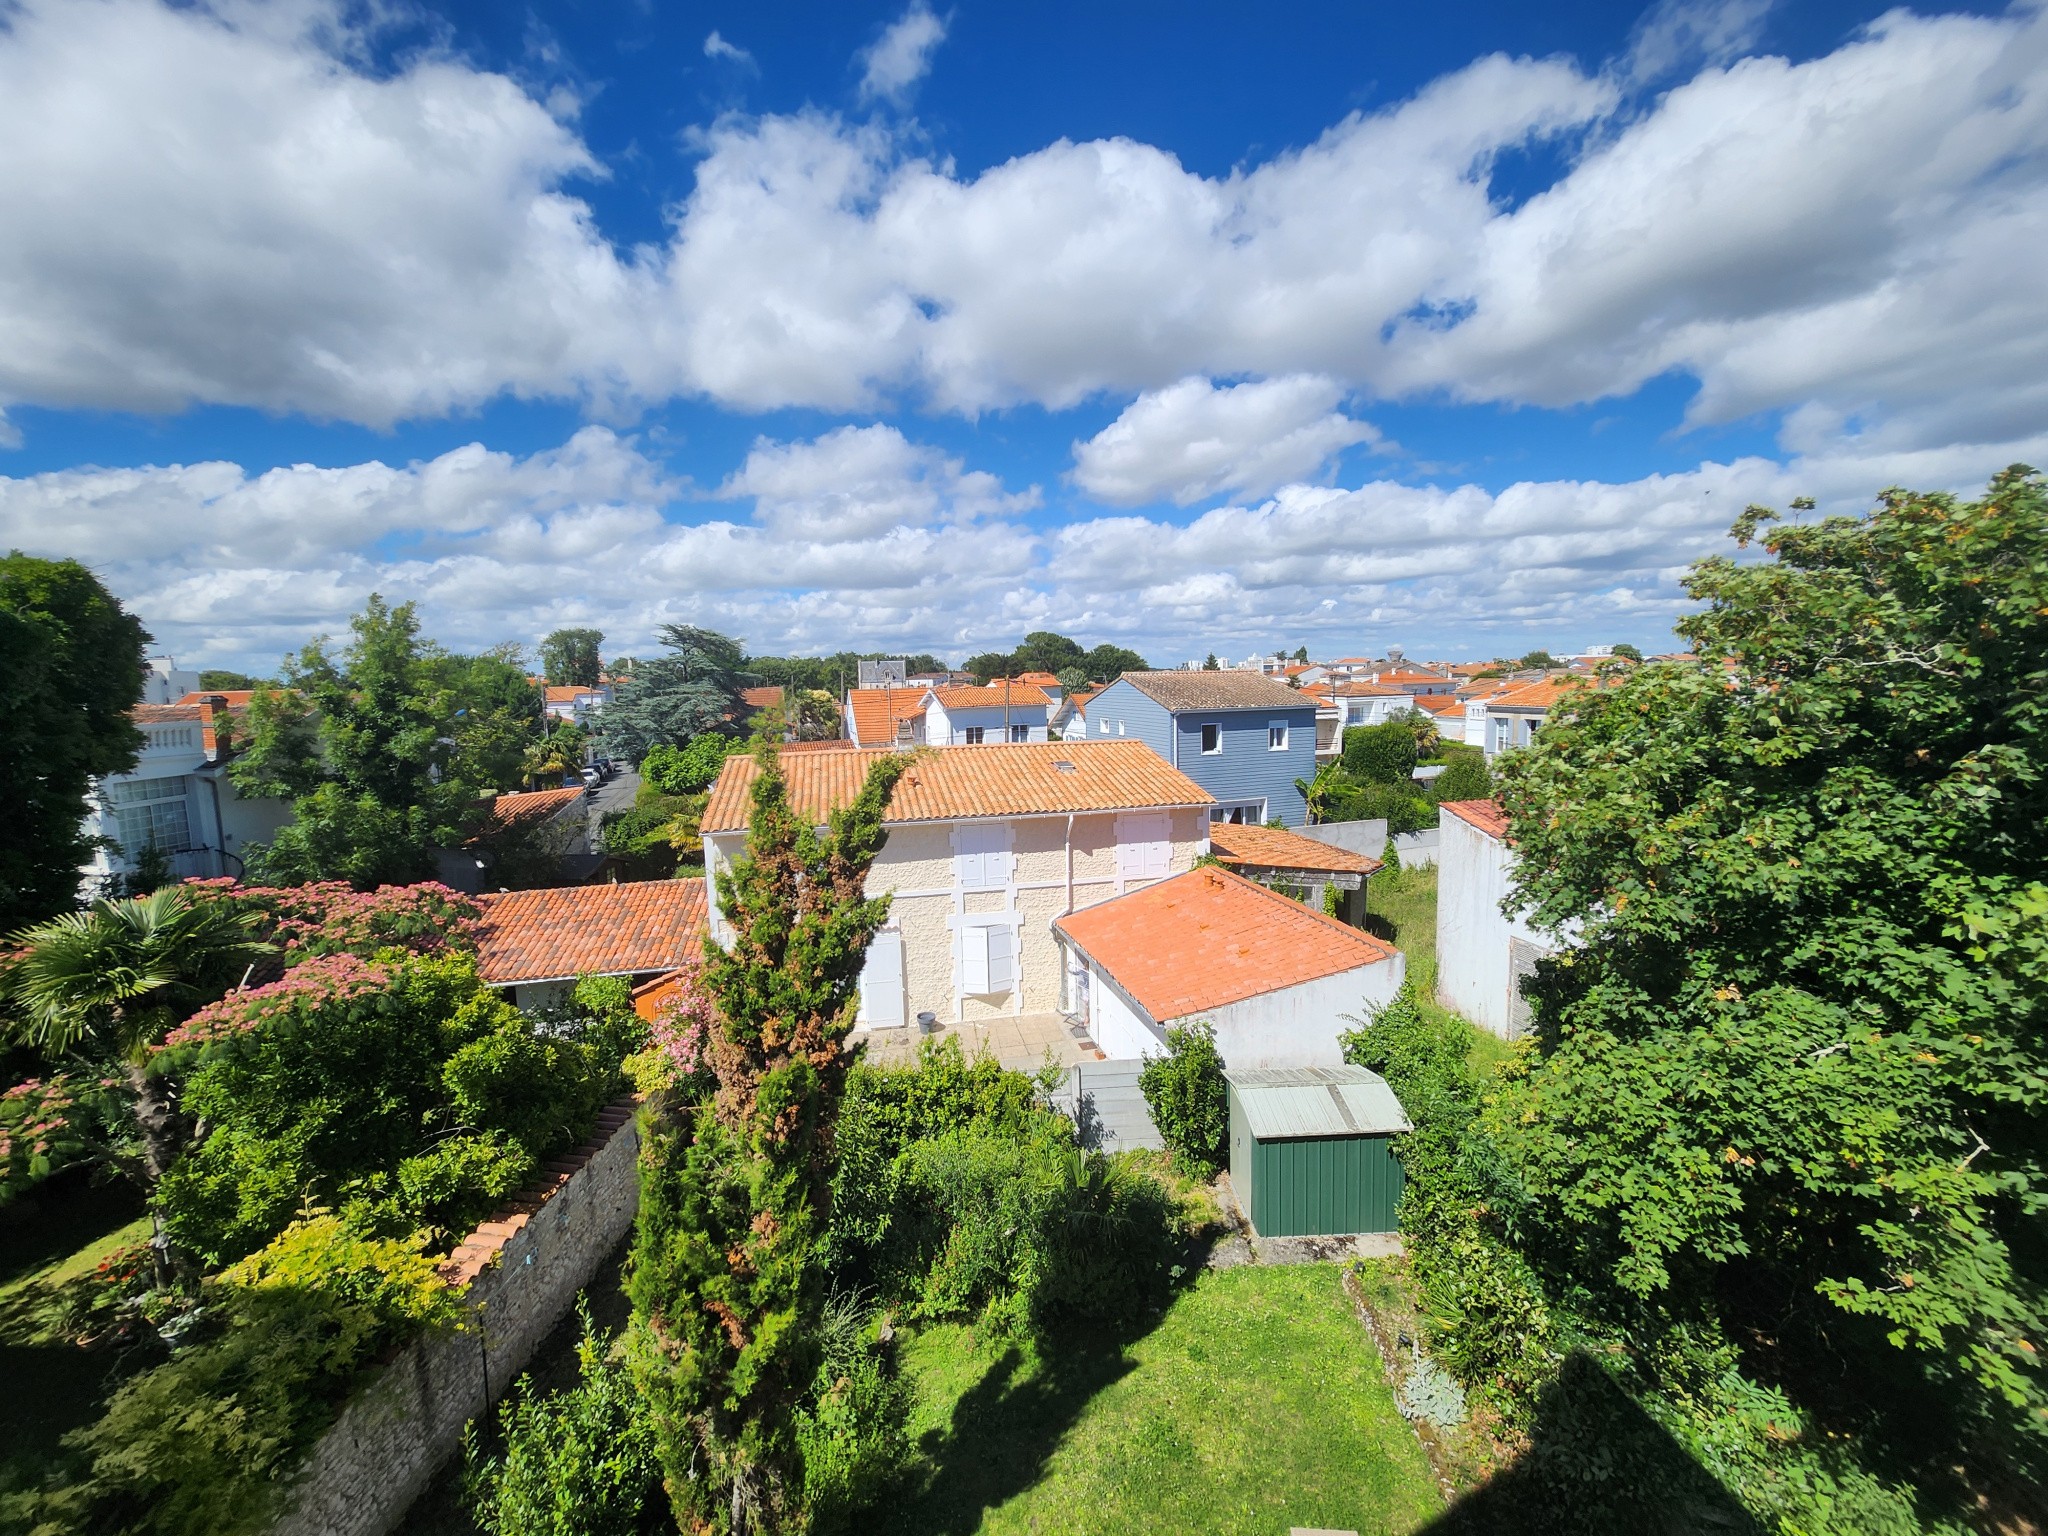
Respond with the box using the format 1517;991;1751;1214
887;1264;1442;1536
0;1175;151;1495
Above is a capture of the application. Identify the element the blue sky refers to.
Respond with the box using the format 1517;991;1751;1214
0;0;2041;671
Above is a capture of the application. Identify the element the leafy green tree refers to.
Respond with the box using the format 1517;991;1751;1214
643;735;743;796
197;669;266;690
1492;469;2048;1480
1292;645;1310;662
1202;653;1220;671
1010;630;1086;676
629;742;906;1531
226;685;323;800
0;554;149;930
0;886;272;1282
1610;642;1643;662
1427;745;1492;804
1517;648;1558;670
601;625;750;764
1054;666;1090;695
1084;642;1148;681
540;628;605;687
963;650;1013;684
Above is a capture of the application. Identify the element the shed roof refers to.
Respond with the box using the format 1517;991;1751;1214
1119;670;1311;713
1440;799;1511;839
1052;865;1397;1020
1226;1064;1411;1138
474;879;706;985
1207;822;1383;877
469;785;587;842
702;740;1211;833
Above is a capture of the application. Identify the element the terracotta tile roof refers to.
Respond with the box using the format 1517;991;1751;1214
1208;823;1384;877
134;703;205;724
544;685;597;704
1487;676;1594;712
844;687;925;746
702;740;1212;834
1011;671;1061;687
1373;668;1452;687
471;786;586;842
174;689;257;708
1054;866;1397;1020
741;686;785;709
1441;799;1511;839
1327;680;1407;698
474;879;707;985
929;683;1053;710
1119;671;1312;712
1412;694;1465;716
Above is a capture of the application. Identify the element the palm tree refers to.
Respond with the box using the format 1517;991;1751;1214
2;886;271;1283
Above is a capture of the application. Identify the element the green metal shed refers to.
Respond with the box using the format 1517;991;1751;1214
1226;1065;1411;1237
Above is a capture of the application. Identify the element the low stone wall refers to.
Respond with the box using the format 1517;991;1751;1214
271;1101;640;1536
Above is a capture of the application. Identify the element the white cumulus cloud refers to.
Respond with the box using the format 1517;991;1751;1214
857;4;947;105
1071;375;1383;506
703;31;754;66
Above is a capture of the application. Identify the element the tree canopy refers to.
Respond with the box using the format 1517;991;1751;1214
964;632;1148;684
0;554;149;930
599;625;751;764
1493;467;2048;1489
539;627;604;687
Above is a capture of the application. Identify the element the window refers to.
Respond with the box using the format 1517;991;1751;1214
1097;717;1110;734
1493;717;1510;753
1268;722;1289;751
1209;801;1266;826
961;922;1016;995
110;776;193;853
953;822;1014;891
963;726;985;744
1200;722;1221;754
1115;811;1171;881
1009;723;1029;742
1346;702;1367;725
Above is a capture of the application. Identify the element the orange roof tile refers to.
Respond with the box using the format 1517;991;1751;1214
1486;676;1593;712
474;879;706;985
1207;823;1384;877
844;687;925;746
544;684;599;704
1441;799;1511;839
702;740;1211;834
929;683;1054;710
174;689;257;708
741;685;785;709
1053;866;1397;1020
1412;694;1465;716
470;786;586;842
1374;668;1452;686
134;703;206;724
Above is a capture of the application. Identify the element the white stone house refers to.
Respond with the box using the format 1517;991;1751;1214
919;683;1053;745
700;741;1214;1027
1052;865;1405;1069
1436;799;1571;1039
83;698;293;890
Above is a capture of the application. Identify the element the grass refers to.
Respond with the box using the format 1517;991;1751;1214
0;1173;152;1495
887;1264;1443;1536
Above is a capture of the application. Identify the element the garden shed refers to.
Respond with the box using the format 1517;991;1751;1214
1225;1065;1411;1237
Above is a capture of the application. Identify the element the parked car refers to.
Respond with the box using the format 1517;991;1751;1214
579;766;602;789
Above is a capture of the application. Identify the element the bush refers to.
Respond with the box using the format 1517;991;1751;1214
639;733;740;795
1427;744;1491;804
1341;719;1421;784
828;1042;1183;1335
1137;1021;1227;1177
795;1293;913;1533
1325;777;1436;833
466;1304;668;1536
13;1218;459;1536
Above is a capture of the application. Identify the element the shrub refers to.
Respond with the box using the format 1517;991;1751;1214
1325;777;1436;833
15;1218;458;1536
639;733;740;795
796;1293;913;1533
1137;1021;1227;1177
1428;745;1492;804
1342;718;1421;783
466;1304;668;1536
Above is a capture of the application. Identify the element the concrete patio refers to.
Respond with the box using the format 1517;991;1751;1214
850;1010;1099;1072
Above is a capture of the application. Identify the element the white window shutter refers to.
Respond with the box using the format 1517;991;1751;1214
1143;835;1170;879
962;925;991;993
986;925;1016;993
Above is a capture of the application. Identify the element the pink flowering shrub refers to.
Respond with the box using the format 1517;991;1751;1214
161;953;390;1053
186;878;481;965
646;952;714;1086
0;1072;124;1199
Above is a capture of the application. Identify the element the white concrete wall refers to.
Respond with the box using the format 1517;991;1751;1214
1087;961;1165;1058
1172;952;1405;1070
1436;812;1557;1038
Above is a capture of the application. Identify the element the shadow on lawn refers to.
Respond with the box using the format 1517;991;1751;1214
1424;1353;1762;1536
886;1325;1141;1536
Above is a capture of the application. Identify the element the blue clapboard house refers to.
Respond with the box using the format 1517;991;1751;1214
1082;671;1318;826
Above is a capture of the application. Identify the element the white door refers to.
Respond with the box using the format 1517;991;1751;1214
859;927;906;1028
